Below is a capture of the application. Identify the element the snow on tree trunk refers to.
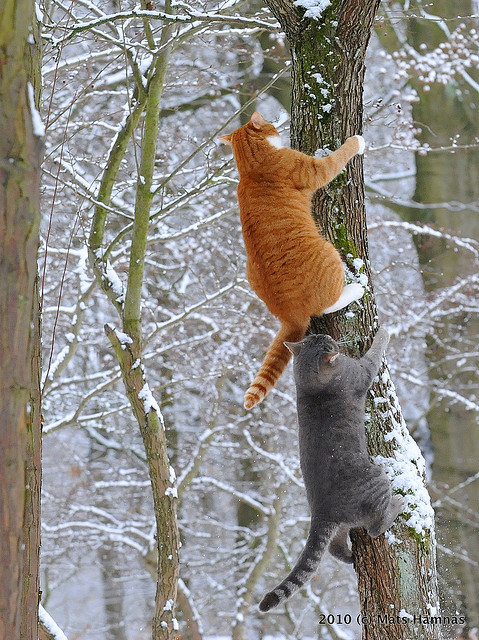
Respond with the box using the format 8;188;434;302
264;0;442;638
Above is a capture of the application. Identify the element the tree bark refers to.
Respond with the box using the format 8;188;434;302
0;0;43;637
375;1;479;632
21;8;43;638
264;1;442;638
105;326;180;639
20;276;43;640
404;2;479;632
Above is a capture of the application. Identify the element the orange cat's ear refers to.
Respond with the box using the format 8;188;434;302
218;134;232;145
250;112;266;130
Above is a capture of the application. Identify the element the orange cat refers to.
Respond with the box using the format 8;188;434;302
219;112;365;410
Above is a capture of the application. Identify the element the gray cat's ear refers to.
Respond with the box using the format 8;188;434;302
328;353;339;363
284;341;302;355
250;112;266;130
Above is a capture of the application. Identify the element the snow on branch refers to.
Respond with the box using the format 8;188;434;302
42;519;150;553
42;370;123;434
145;280;238;345
386;273;479;338
191;476;272;516
177;425;227;498
56;6;278;44
242;428;303;488
368;219;479;258
390;23;479;90
39;604;69;640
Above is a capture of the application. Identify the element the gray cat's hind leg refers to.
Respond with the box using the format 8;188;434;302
367;495;404;539
328;524;353;563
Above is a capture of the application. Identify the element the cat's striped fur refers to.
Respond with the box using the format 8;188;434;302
220;112;364;409
259;517;338;612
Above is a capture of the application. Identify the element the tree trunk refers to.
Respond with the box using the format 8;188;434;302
20;276;42;640
374;1;479;632
0;0;43;637
21;9;43;638
264;1;442;638
403;2;479;632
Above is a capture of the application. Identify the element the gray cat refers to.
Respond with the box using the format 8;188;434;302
259;328;404;612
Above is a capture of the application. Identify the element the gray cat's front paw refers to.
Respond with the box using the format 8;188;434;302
390;494;405;519
368;495;404;538
375;327;389;343
373;327;390;352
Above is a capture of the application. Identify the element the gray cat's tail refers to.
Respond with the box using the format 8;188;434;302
259;519;337;612
244;321;307;410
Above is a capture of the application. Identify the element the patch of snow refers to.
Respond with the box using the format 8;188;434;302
138;382;161;415
74;245;92;295
352;257;364;272
345;258;370;290
294;0;331;20
104;261;125;304
163;599;174;611
311;72;325;84
35;2;44;22
399;609;414;620
28;82;45;137
105;325;133;347
384;530;401;546
373;368;435;540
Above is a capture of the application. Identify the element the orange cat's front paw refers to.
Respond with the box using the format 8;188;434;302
352;135;365;155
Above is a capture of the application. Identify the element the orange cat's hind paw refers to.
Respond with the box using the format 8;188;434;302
322;283;364;315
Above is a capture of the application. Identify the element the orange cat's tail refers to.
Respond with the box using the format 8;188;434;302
244;321;307;410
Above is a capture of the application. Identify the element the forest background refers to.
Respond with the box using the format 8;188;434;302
2;0;479;639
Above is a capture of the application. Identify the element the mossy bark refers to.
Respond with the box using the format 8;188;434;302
0;0;42;637
264;1;442;638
